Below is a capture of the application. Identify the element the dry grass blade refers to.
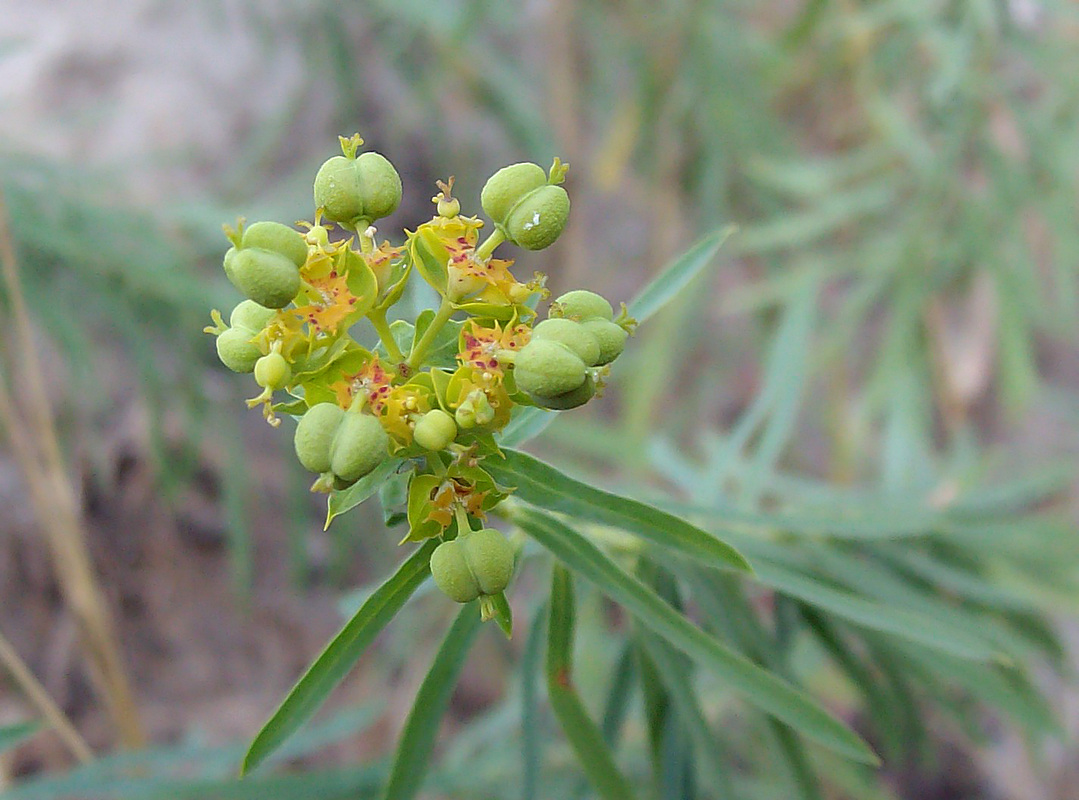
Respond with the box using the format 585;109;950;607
0;187;144;749
0;627;93;764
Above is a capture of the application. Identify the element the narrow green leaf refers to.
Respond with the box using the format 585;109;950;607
488;591;514;638
242;540;438;774
743;280;818;500
765;720;825;800
516;509;878;765
658;495;944;540
749;559;1000;661
383;604;483;800
521;604;548;800
3;767;388;800
683;567;779;667
627;226;737;322
658;710;696;800
326;459;406;528
884;640;1062;738
638;638;671;783
790;541;1031;662
799;608;908;761
566;642;640;800
489;449;750;572
598;644;638;746
637;635;736;800
735;183;895;254
635;560;681;783
875;545;1042;613
948;462;1074;516
499;405;555;448
0;720;40;755
547;565;640;800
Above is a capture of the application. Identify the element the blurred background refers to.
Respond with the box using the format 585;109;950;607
1;0;1078;797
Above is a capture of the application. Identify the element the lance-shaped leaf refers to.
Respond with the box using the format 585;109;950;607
514;509;878;765
326;458;405;528
383;605;483;800
547;565;639;800
488;449;750;572
627;225;737;321
242;540;438;774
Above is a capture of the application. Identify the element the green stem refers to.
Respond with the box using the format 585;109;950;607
454;503;474;535
369;307;405;362
357;224;375;254
407;298;456;369
474;227;506;262
347;391;366;413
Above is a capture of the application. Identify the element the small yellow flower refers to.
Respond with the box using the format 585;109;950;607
292;269;361;335
331;356;396;413
381;384;432;446
365;240;406;293
252;310;307;362
424;476;489;529
448;365;513;430
457;319;531;379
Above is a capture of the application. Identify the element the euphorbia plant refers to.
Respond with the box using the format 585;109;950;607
206;134;877;798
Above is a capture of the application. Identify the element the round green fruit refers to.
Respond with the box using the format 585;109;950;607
581;318;628;365
254;352;290;390
241;221;308;268
226;248;302;309
513;339;587;398
313;151;402;227
294;403;345;474
229;299;277;333
553;290;613;322
430;528;515;603
329;412;390;483
532;318;601;367
215;327;261;373
413;409;457;451
534;374;596;410
480;162;547;225
504;184;570;250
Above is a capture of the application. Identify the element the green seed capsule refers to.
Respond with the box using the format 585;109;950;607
294;403;345;474
532;318;601;367
329;412;390;483
513;339;587;398
534;374;596;410
454;389;495;430
430;528;515;603
553;290;613;322
580;318;628;365
254;352;290;390
229;299;277;332
480;163;547;226
504;184;570;250
242;221;309;268
413;409;457;451
313;151;402;227
226;248;302;309
215;327;262;373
